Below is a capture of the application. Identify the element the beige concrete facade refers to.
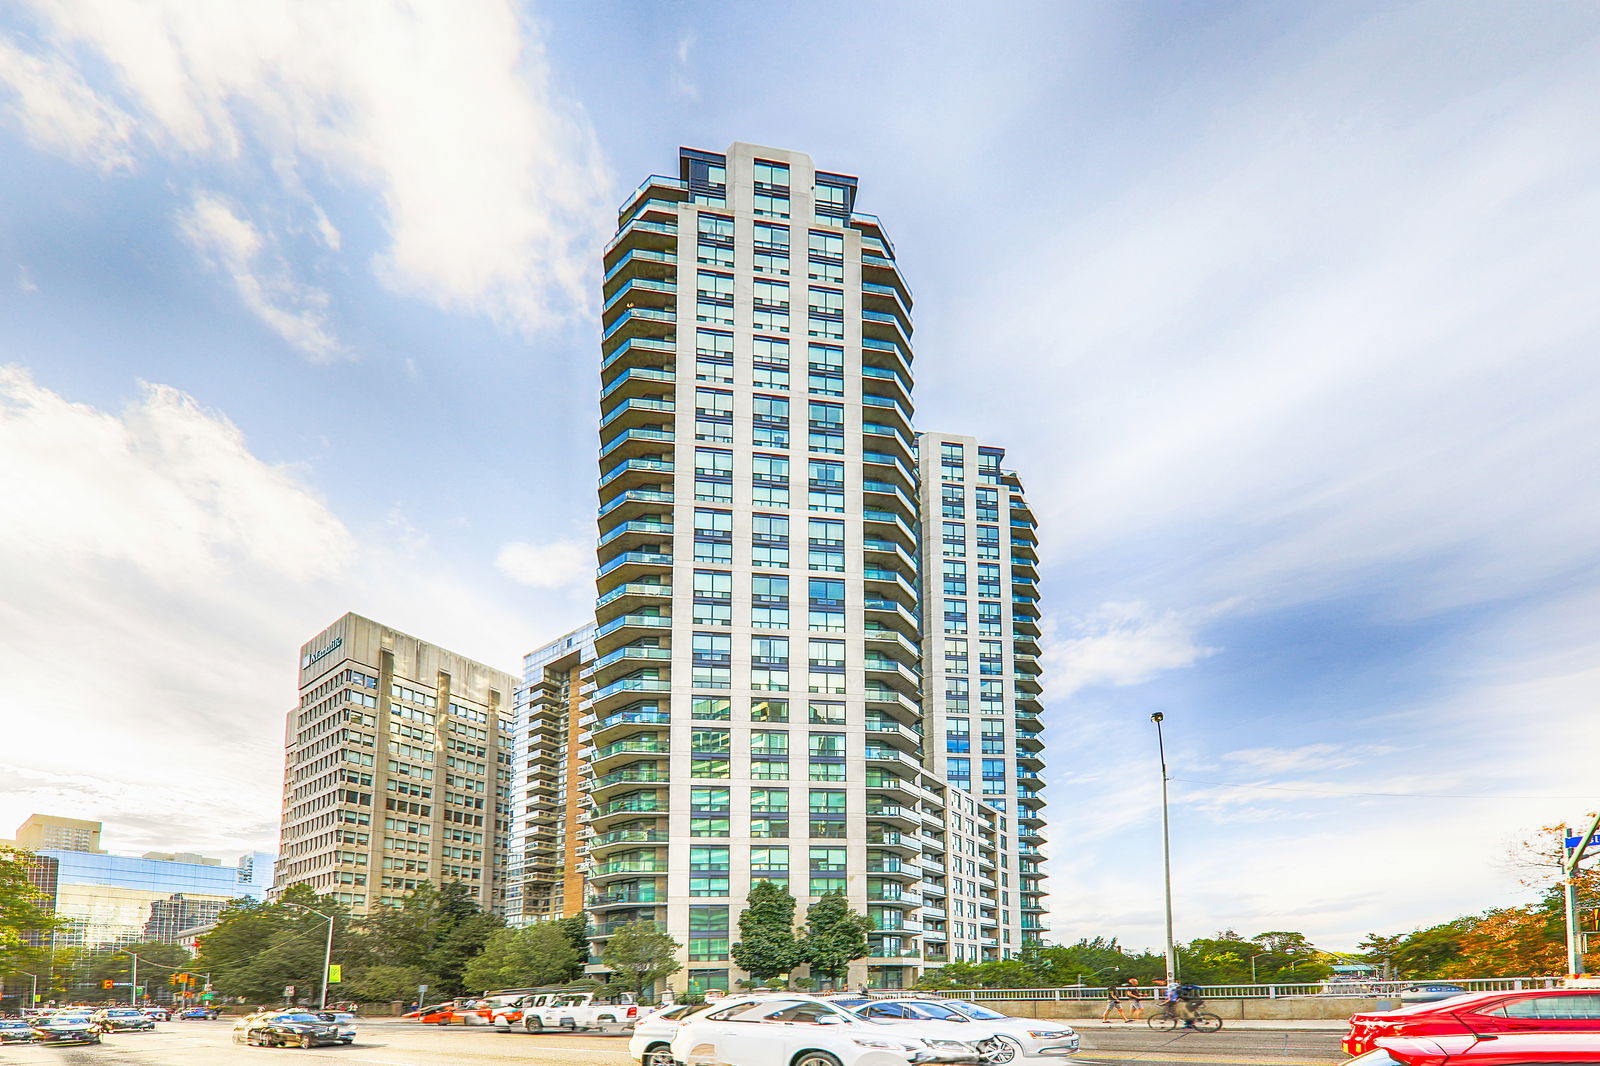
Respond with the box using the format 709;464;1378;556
273;612;516;916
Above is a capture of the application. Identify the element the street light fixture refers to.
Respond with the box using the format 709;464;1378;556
13;971;39;1010
283;903;335;1009
1151;712;1177;986
1250;953;1268;984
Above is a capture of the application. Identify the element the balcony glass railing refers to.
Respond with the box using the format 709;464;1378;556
599;456;673;486
600;336;675;372
594;739;670;759
593;677;672;701
588;770;669;789
591;642;672;669
595;708;670;731
589;886;662;906
598;520;674;548
595;551;672;577
601;306;676;342
598;490;674;520
601;277;676;314
595;797;664;816
592;858;668;875
603;248;677;285
603;218;677;256
599;428;674;459
600;397;675;428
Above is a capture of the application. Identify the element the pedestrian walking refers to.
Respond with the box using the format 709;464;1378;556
1100;981;1127;1024
1123;978;1145;1022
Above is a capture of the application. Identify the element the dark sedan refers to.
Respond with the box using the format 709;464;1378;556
94;1007;157;1031
234;1011;345;1048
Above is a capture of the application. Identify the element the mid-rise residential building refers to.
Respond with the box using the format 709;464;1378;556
273;613;516;915
587;142;1048;992
504;623;596;925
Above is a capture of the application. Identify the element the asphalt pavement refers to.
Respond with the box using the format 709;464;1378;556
0;1016;1350;1066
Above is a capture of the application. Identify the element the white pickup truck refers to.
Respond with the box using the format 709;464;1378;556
490;989;640;1033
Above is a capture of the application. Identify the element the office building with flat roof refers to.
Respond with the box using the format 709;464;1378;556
273;613;517;916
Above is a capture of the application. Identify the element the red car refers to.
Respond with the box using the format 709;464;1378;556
1354;1032;1600;1064
1345;989;1600;1056
403;1003;457;1025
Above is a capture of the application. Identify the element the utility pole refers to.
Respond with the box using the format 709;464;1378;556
1250;953;1267;984
13;971;38;1010
1152;712;1177;986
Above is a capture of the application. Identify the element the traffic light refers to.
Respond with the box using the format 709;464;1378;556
102;979;114;989
177;972;189;984
168;974;178;986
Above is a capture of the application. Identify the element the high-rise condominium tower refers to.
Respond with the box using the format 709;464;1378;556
591;143;1046;992
274;613;516;915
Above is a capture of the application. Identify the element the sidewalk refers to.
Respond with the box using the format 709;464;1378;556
1085;1019;1348;1030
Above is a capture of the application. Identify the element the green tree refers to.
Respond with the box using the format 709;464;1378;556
195;884;358;1003
802;891;870;988
463;922;582;992
554;914;590;981
362;881;504;996
731;879;801;982
0;846;60;972
601;921;681;997
80;941;192;1001
343;964;434;1003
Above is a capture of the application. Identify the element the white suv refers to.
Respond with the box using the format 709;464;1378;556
669;994;996;1066
628;1002;718;1066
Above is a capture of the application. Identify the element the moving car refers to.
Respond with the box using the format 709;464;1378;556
315;1010;358;1043
670;993;1001;1066
93;1006;157;1031
628;1002;718;1066
178;1005;219;1019
841;996;1080;1062
1344;989;1600;1056
1352;1032;1600;1065
232;1010;346;1048
29;1011;101;1045
1400;984;1472;1005
144;1006;172;1021
0;1018;37;1044
403;1002;459;1024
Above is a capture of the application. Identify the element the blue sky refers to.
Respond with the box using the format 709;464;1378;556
3;0;1599;954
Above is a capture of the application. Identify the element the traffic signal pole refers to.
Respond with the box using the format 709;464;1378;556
1565;812;1600;975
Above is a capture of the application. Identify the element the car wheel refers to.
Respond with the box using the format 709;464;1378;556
524;1018;541;1033
792;1052;843;1066
342;1038;353;1044
644;1043;674;1066
979;1035;1023;1064
300;1033;315;1049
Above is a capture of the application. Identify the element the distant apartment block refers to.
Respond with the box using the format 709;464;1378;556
272;613;516;915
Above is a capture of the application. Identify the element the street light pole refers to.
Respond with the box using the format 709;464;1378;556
15;971;38;1010
1250;953;1267;984
284;903;335;1009
116;949;140;1007
1152;713;1177;986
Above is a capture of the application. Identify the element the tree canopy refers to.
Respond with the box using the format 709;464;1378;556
731;879;802;982
802;891;871;986
601;921;680;996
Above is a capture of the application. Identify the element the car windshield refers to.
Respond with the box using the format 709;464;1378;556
51;1014;91;1022
107;1009;143;1016
945;1001;1009;1020
276;1013;326;1024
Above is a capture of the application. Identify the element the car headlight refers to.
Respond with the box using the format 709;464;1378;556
855;1037;920;1051
1028;1029;1071;1038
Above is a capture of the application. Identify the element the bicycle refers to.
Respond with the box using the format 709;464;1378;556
1147;1000;1223;1032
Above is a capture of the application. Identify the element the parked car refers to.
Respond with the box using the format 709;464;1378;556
628;1002;718;1066
520;990;641;1032
93;1007;157;1031
29;1011;101;1045
178;1006;219;1020
0;1018;37;1044
670;993;999;1066
1345;988;1600;1056
839;996;1080;1062
1352;1032;1600;1065
232;1010;346;1048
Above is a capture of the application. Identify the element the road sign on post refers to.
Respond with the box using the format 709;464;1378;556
327;965;341;984
283;985;295;997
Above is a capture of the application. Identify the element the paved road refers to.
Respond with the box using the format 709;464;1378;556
1;1017;1348;1066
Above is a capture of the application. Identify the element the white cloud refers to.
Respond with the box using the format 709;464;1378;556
0;369;546;855
0;37;134;171
2;0;610;335
496;539;591;590
178;191;344;361
1044;602;1215;698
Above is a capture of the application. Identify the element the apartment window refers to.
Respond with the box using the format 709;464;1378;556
814;181;852;219
810;875;847;895
753;335;791;390
807;398;845;455
696;271;734;325
978;448;1003;482
753;512;789;543
754;159;791;189
693;697;731;720
754;221;790;276
751;698;789;722
751;843;788;871
808;287;845;340
694;328;734;382
977;524;1001;560
751;636;790;691
976;487;1000;522
808;230;844;282
694;508;732;564
697;212;734;267
754;192;789;219
690;877;729;896
942;484;965;519
941;441;966;481
946;677;969;707
945;637;969;674
949;757;971;788
942;521;965;557
943;559;968;596
944;600;969;634
753;279;789;332
809;701;846;725
978;601;1002;636
751;730;789;756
